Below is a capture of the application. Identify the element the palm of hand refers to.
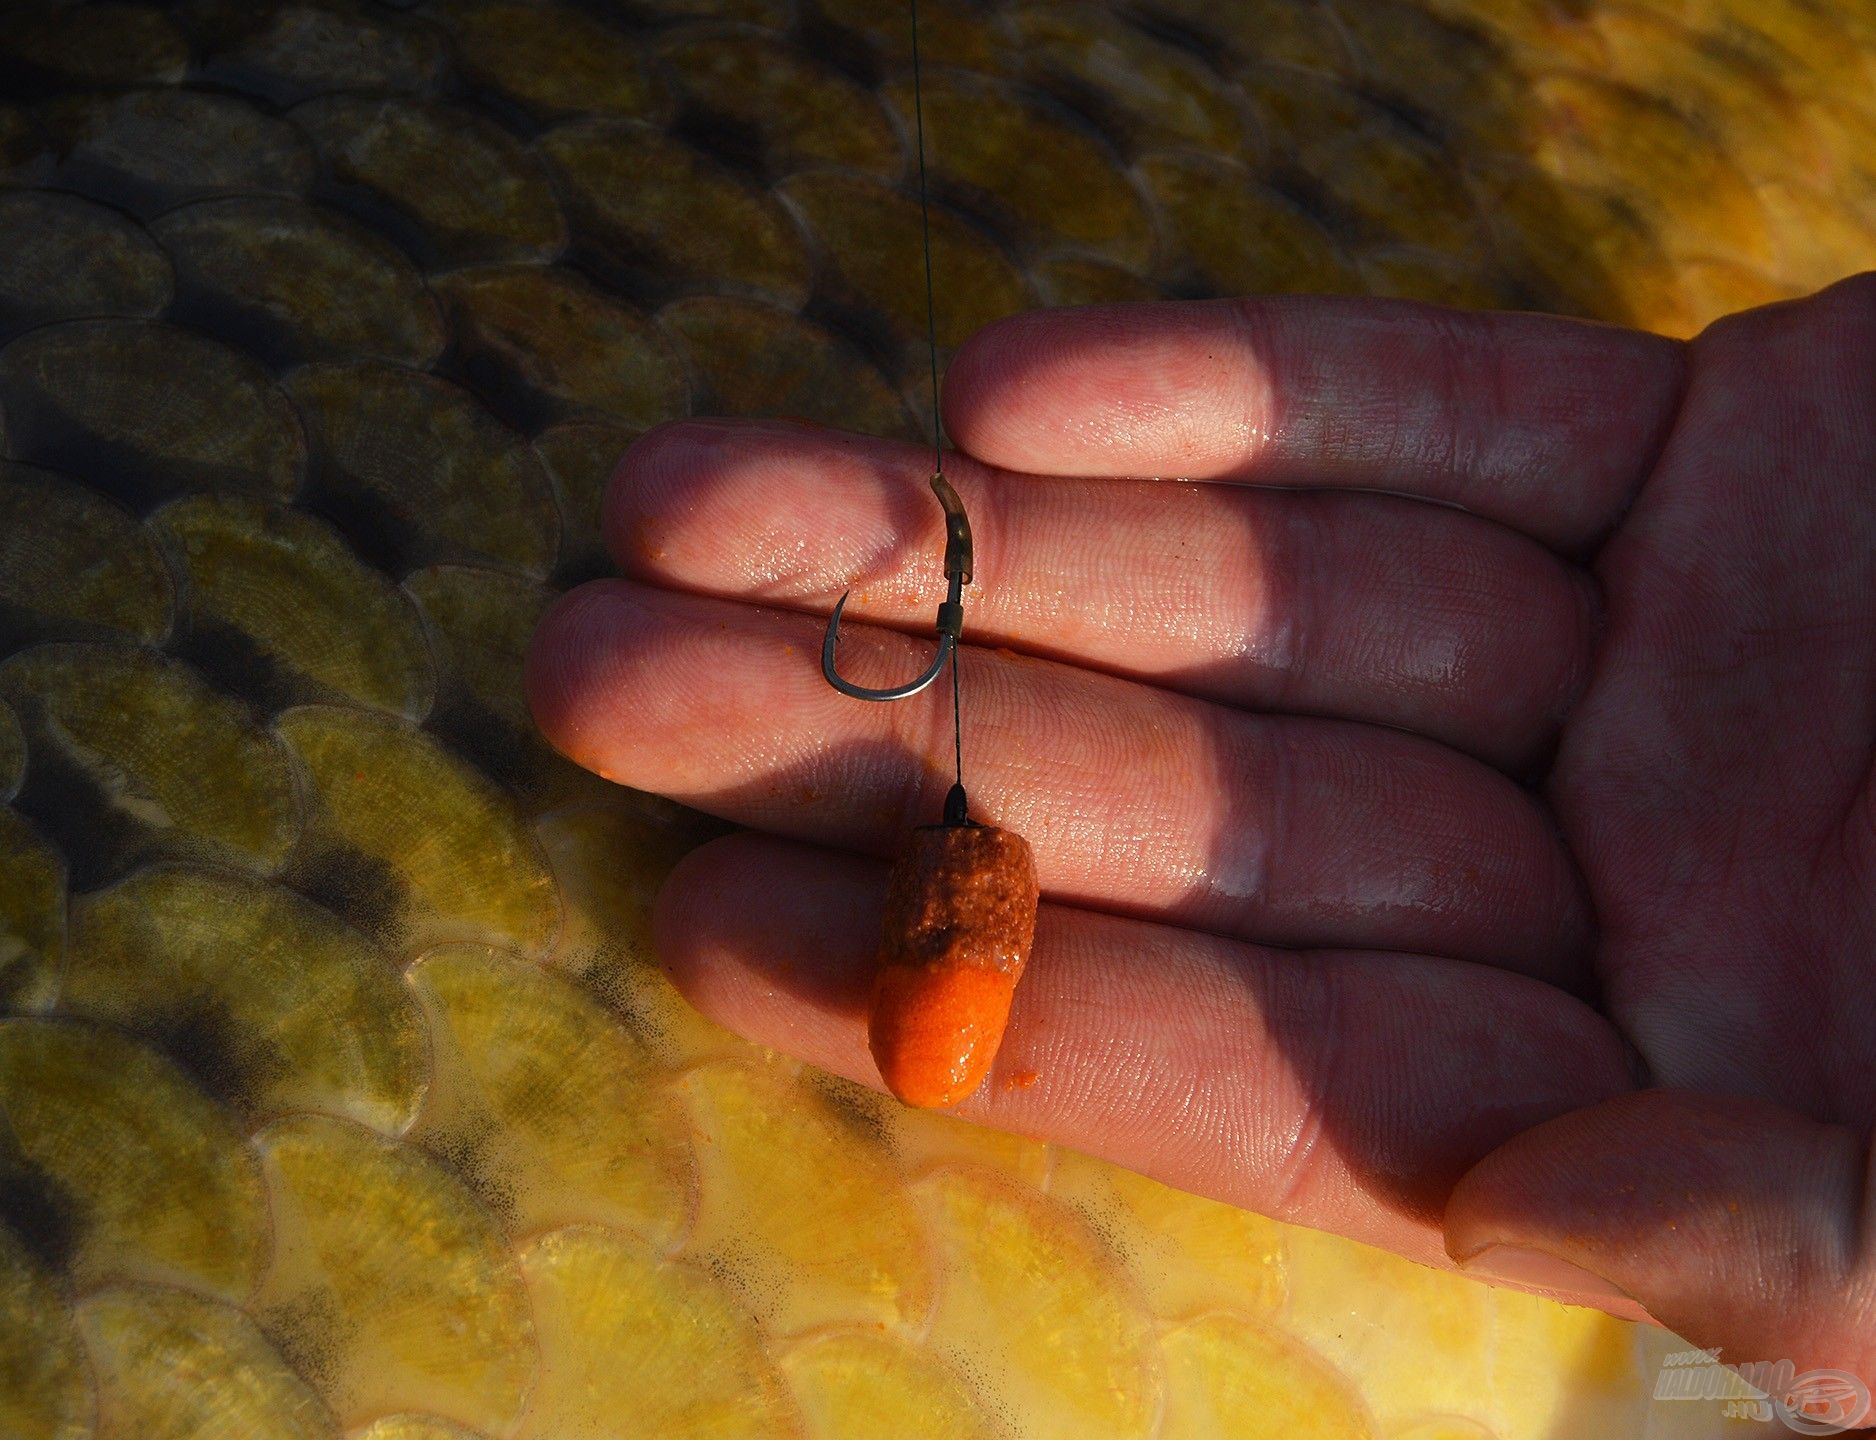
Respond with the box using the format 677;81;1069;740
1486;286;1876;1370
528;277;1876;1391
1563;291;1875;1111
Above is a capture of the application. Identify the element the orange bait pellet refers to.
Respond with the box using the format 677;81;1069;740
868;822;1039;1109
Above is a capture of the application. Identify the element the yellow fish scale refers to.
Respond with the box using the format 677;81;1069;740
0;1;1868;1436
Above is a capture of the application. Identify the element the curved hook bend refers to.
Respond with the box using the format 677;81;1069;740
820;473;972;702
822;591;956;700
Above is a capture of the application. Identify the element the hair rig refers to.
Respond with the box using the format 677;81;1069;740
820;472;1039;1111
814;0;1038;1110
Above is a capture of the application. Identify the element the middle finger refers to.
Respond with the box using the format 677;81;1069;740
527;581;1592;988
605;419;1598;772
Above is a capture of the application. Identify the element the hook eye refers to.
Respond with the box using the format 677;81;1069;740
821;592;956;701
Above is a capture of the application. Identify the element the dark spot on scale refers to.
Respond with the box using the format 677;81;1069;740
797;6;882;89
1120;6;1229;66
142;997;284;1121
6;697;152;891
806;1070;895;1152
671;105;769;184
300;477;428;579
289;843;405;947
803;290;905;383
0;1148;80;1276
169;616;307;716
260;1287;346;1398
419;1121;518;1232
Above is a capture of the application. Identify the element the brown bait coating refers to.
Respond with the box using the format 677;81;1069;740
868;822;1039;1109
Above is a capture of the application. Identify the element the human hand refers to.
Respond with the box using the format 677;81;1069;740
526;277;1876;1401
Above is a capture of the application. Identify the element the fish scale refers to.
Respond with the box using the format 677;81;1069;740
0;1;1870;1437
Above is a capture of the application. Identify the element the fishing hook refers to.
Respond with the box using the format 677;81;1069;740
821;471;973;702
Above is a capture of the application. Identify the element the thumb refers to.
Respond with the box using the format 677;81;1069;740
1445;1088;1876;1430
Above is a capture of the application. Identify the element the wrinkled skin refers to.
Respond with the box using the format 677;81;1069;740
527;276;1876;1408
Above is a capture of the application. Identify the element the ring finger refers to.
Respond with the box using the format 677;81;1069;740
527;580;1593;986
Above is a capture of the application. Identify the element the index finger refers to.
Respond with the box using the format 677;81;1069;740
941;297;1689;551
